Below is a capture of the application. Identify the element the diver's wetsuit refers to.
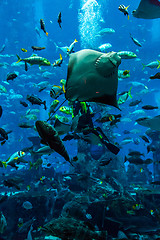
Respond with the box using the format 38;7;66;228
71;101;120;155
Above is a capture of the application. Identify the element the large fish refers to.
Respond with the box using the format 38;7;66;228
35;121;73;165
132;0;160;19
65;49;121;109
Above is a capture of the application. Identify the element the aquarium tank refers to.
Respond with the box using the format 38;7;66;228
0;0;160;239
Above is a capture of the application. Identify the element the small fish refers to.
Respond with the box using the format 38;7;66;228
31;46;46;51
0;128;8;145
35;27;41;38
2;151;26;169
26;94;47;110
98;43;112;52
142;105;158;110
0;85;7;93
118;87;132;105
147;146;156;154
140;135;150;143
99;158;112;166
67;39;78;55
98;28;115;35
142;60;160;70
150;72;160;79
57;12;62;29
4;179;20;189
16;54;51;66
29;158;43;170
53;54;63;67
0;106;2;118
30;147;54;157
118;70;130;79
0;44;5;53
40;19;48;36
118;51;137;59
118;4;130;20
21;48;27;52
6;72;18;81
49;100;59;117
123;70;130;75
59;106;73;115
129;99;141;107
128;151;144;157
129;33;142;47
18;122;34;129
50;85;64;99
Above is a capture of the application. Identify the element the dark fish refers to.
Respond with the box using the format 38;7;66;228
142;105;158;110
40;19;48;36
0;106;2;118
151;181;160;185
110;118;120;126
35;121;73;166
62;133;81;141
129;33;142;47
99;158;112;166
25;62;28;71
128;151;144;157
140;135;150;143
26;94;47;110
123;130;130;134
150;72;160;79
0;44;5;53
6;72;18;81
129;99;141;107
31;46;46;51
57;12;62;28
125;156;152;165
18;122;34;129
147;145;156;153
20;101;28;107
4;179;20;190
0;128;8;145
39;86;47;92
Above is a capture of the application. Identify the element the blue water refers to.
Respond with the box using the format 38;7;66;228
1;0;159;162
1;0;160;238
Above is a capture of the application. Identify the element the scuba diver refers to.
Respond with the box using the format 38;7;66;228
63;101;120;155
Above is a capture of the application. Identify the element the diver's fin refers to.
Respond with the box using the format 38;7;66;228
105;142;120;155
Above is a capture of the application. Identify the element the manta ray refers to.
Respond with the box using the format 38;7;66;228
132;0;160;19
65;49;121;109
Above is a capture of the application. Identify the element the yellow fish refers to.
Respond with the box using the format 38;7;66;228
21;48;27;52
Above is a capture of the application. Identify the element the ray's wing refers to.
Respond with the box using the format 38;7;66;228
132;0;160;19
